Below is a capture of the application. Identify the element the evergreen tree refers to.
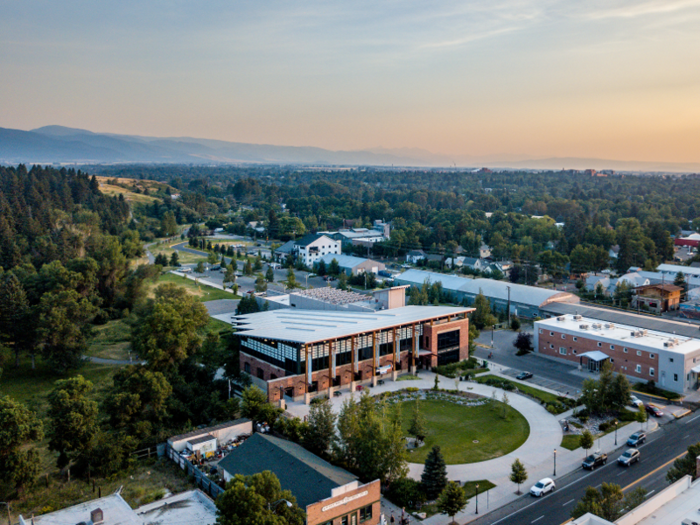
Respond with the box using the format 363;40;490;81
265;266;275;282
170;251;180;267
0;395;44;491
422;445;448;499
666;442;700;483
317;259;327;276
328;258;340;276
254;274;268;293
472;290;497;330
286;268;299;289
0;273;31;367
244;259;253;276
338;272;348;290
510;458;528;494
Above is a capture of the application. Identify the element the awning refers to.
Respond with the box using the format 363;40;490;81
579;351;610;362
417;349;433;357
691;365;700;374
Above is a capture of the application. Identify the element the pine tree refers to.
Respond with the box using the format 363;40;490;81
265;266;274;282
510;458;528;494
170;251;180;267
422;445;448;500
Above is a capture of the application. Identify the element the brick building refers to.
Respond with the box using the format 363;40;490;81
535;314;700;394
234;305;473;403
218;433;380;525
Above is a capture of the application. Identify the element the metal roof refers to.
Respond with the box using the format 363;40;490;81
395;269;579;308
232;305;472;344
316;253;378;269
579;351;610;361
657;263;700;276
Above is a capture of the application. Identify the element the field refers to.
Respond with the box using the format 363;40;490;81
395;398;530;464
474;374;561;404
94;176;163;204
86;319;132;360
149;241;208;265
154;272;240;302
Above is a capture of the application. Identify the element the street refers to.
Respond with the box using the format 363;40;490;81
468;411;700;525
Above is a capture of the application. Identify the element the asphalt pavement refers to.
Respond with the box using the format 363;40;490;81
467;411;700;525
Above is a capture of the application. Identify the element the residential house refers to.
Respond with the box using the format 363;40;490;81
479;244;492;259
314;253;385;276
406;249;426;264
632;284;682;313
292;234;340;267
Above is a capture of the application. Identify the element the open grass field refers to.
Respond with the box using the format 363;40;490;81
149;241;208;265
86;319;132;360
95;177;163;204
154;272;239;302
395;398;530;464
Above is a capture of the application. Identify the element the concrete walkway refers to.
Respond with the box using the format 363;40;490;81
285;370;660;525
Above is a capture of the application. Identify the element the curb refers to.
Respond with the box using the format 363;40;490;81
674;408;692;419
630;389;682;402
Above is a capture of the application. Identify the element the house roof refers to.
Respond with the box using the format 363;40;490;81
275;240;296;254
217;433;356;509
657;263;700;277
635;284;683;293
316;253;378;269
407;249;425;256
295;233;331;247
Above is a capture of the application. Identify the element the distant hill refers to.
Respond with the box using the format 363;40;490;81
0;125;697;172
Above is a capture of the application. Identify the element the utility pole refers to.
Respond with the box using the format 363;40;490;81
506;286;511;326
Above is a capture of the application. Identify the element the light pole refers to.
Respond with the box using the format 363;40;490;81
268;499;292;512
475;483;479;514
553;448;557;476
491;325;494;348
614;420;618;446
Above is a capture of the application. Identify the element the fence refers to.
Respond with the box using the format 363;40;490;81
166;444;226;499
131;445;160;461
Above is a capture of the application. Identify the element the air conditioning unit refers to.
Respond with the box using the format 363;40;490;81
641;330;648;336
664;340;676;348
580;324;589;330
573;315;583;320
557;316;566;322
630;331;637;337
592;323;602;329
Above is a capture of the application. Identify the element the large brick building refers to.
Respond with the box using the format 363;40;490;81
535;314;700;394
234;305;473;403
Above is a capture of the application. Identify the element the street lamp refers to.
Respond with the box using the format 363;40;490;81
475;483;479;514
614;420;618;446
553;448;557;476
268;499;292;512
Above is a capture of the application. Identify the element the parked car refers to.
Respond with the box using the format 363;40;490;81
530;478;556;497
626;431;646;447
629;396;643;408
645;404;663;417
516;372;533;380
333;390;343;397
617;449;641;466
582;452;608;470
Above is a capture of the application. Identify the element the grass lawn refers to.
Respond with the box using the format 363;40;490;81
154;272;239;302
86;319;132;360
397;374;420;381
149;241;208;265
560;420;634;450
395;399;530;464
410;480;496;517
474;374;561;404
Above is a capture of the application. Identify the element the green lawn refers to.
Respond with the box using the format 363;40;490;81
397;374;421;381
156;272;239;302
560;420;634;450
475;374;561;404
395;399;530;464
411;480;496;517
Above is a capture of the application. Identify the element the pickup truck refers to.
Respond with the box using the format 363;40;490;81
582;452;608;470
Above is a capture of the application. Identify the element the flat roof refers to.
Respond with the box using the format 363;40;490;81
657;263;700;276
634;477;700;525
23;493;136;525
168;419;250;443
135;490;217;525
188;434;216;445
232;305;472;344
537;315;700;355
542;302;700;339
291;287;369;305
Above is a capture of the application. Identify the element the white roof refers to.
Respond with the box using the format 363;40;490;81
232;305;472;344
396;269;579;308
537;315;700;355
316;253;376;269
578;351;609;361
23;494;137;525
657;263;700;276
136;490;217;525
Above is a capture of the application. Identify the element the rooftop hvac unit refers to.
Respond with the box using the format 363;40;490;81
580;324;589;330
641;330;648;336
592;323;602;329
557;316;566;322
604;323;613;329
573;315;583;320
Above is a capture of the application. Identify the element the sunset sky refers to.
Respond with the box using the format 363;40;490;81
2;1;700;162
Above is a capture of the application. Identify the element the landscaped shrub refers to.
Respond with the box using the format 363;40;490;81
634;381;680;401
434;357;483;378
386;477;425;509
598;421;611;432
546;405;558;414
617;410;638;422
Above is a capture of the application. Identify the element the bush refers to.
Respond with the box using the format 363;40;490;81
434;357;482;378
617;410;638;422
386;477;425;509
598;421;611;432
546;405;558;414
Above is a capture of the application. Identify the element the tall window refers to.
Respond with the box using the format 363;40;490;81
360;505;373;522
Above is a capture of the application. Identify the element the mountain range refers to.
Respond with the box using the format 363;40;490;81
0;125;698;173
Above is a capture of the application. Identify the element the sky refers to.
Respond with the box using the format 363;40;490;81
2;0;700;163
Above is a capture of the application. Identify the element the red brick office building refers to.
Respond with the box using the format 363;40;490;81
234;305;473;403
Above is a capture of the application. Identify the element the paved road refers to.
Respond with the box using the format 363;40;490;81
468;412;700;525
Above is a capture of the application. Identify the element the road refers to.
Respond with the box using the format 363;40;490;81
468;412;700;525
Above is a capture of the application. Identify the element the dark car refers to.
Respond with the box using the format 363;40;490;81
626;431;646;447
582;452;607;470
645;404;663;417
516;372;533;380
618;448;641;466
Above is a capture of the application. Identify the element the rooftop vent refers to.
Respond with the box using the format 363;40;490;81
90;509;104;525
580;324;589;330
573;315;583;321
592;323;602;329
557;316;566;322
